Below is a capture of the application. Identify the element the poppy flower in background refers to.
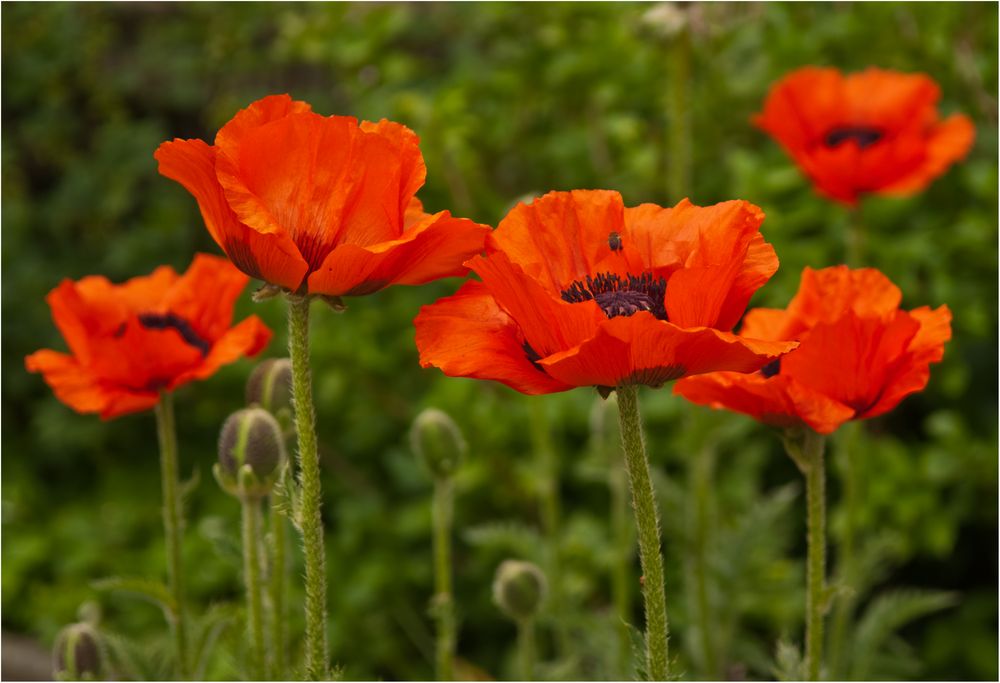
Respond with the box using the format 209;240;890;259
26;254;272;420
155;94;489;297
755;67;975;205
674;265;952;434
415;190;798;396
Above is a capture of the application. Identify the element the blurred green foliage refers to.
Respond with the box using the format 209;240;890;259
2;2;996;680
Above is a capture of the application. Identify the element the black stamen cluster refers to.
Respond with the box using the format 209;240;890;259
824;126;883;149
561;272;667;320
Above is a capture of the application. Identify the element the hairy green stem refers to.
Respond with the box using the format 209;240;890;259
616;385;669;681
432;477;456;681
155;393;189;680
287;296;328;680
518;618;536;681
242;496;266;681
786;429;827;680
268;490;288;680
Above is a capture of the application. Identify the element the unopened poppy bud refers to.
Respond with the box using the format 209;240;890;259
410;408;466;479
245;358;293;414
492;559;547;622
217;407;286;498
53;622;103;680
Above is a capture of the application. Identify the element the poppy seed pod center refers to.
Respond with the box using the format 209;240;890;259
824;125;883;149
561;272;668;320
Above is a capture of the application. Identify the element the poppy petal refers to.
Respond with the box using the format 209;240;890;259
537;313;797;389
488;190;628;294
414;281;572;395
307;211;489;296
880;114;976;195
155;138;309;290
715;233;780;331
782;310;921;415
171;315;272;389
162;254;251;342
674;372;855;434
360;119;427;222
468;251;604;359
862;305;952;418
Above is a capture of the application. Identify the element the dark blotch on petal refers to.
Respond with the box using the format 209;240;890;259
824;126;883;149
760;358;781;378
138;312;211;355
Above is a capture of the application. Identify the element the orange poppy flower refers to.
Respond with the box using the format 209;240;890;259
26;254;272;420
755;67;975;205
155;94;489;296
414;190;797;395
674;266;952;434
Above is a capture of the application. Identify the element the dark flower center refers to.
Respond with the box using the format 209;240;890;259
561;272;667;320
138;312;211;356
824;126;883;149
760;357;781;378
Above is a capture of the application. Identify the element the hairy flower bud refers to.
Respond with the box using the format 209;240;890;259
216;407;286;498
492;560;547;622
245;358;293;415
410;408;466;479
52;623;103;680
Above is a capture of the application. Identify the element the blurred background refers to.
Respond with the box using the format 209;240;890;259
2;2;996;680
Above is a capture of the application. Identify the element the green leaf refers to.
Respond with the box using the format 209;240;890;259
92;577;177;615
462;521;545;562
850;589;959;680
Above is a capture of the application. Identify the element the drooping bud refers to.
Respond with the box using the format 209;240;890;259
410;408;466;479
245;358;293;415
52;623;103;681
492;560;547;622
216;407;286;498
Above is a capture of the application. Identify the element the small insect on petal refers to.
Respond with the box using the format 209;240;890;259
608;231;623;252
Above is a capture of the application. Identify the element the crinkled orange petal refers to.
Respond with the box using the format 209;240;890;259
360;119;427;222
155;138;309;290
880;114;976;196
537;312;797;389
674;372;856;434
862;305;952;419
715;233;780;331
162;254;251;342
414;281;573;395
171;315;271;389
783;310;921;415
468;251;604;359
776;266;902;337
216;111;408;269
489;190;629;294
307;211;489;296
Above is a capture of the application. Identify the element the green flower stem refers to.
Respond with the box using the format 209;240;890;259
785;429;827;681
242;496;266;681
287;296;328;680
154;392;189;680
432;477;456;681
616;385;669;681
269;490;289;680
517;617;536;681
